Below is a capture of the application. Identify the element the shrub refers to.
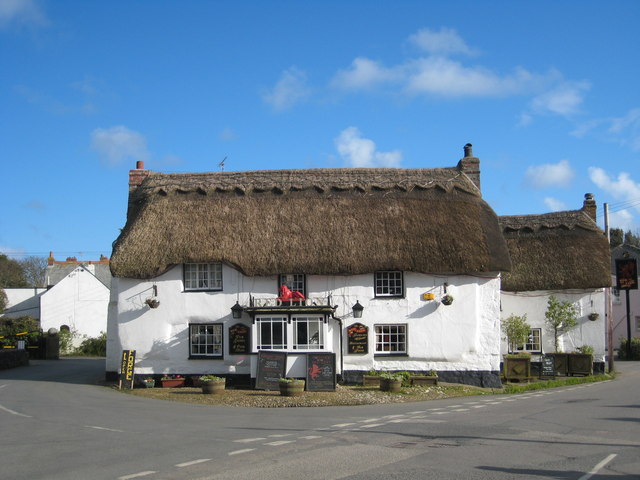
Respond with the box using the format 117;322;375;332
618;337;640;360
75;332;107;357
575;345;594;355
502;314;531;352
545;296;578;352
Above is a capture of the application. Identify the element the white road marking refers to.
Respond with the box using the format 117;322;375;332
360;423;384;428
382;414;406;419
233;437;266;443
229;448;255;456
85;425;124;433
299;435;322;439
267;433;293;438
578;453;617;480
360;418;381;423
451;408;469;412
332;423;356;427
432;411;448;415
472;405;486;409
0;384;8;389
176;459;211;468
265;440;294;446
0;403;32;418
407;410;424;414
118;471;156;480
389;419;445;424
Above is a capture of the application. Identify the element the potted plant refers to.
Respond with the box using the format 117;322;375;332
545;296;578;375
142;377;155;388
160;374;185;388
411;369;439;386
441;294;454;306
379;372;403;393
278;377;305;396
502;314;532;381
362;369;381;387
588;312;599;321
200;375;226;394
568;345;594;376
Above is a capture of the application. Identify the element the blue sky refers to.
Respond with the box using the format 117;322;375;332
2;0;640;261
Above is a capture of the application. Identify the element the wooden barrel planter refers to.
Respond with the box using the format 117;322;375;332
279;378;305;396
202;381;226;394
410;375;438;386
379;377;402;393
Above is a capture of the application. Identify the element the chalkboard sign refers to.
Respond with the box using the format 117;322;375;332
255;351;287;390
306;352;336;391
120;350;136;389
229;323;250;355
347;322;368;354
540;354;555;378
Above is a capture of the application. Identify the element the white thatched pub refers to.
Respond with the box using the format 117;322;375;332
106;145;512;387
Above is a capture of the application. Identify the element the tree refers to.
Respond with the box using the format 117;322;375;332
0;287;6;312
18;257;48;287
545;295;578;352
502;314;531;353
610;228;623;248
0;254;27;287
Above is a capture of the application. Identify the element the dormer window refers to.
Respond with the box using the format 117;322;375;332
184;263;222;291
278;274;306;297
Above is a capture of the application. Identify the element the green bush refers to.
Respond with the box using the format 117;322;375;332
618;337;640;360
0;316;40;346
75;332;107;357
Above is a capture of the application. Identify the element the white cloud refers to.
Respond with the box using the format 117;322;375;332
525;159;574;189
263;67;310;111
408;27;477;56
331;57;401;90
219;127;238;141
90;125;149;167
544;197;568;212
609;209;635;231
530;81;590;116
572;109;640;152
0;0;48;29
335;127;402;168
589;167;640;201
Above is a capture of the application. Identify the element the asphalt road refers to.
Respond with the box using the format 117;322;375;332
1;358;639;480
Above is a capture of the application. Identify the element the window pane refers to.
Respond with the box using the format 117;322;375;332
374;271;403;297
292;316;324;350
184;263;223;291
374;324;406;353
190;324;222;357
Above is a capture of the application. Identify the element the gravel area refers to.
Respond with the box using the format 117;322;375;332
124;383;495;408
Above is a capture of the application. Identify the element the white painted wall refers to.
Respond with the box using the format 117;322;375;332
500;289;606;361
611;276;640;349
40;266;110;347
106;264;502;377
1;288;46;319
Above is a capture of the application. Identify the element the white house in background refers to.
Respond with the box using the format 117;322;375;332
106;145;513;387
499;194;611;373
2;253;111;347
610;244;640;351
2;288;47;319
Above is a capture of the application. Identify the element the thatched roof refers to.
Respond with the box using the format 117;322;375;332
500;209;610;292
110;168;512;279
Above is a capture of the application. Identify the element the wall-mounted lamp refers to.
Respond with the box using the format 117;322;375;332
231;301;243;319
352;300;364;318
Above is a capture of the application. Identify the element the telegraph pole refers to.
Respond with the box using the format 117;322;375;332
604;203;614;372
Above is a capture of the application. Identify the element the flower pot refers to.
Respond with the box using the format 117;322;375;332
588;313;599;321
380;378;402;393
551;353;569;376
568;354;593;376
503;356;531;382
410;375;438;386
160;378;185;388
202;381;226;394
142;380;155;388
362;375;381;387
279;379;305;396
441;295;453;306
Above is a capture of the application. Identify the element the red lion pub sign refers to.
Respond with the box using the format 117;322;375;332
615;258;638;290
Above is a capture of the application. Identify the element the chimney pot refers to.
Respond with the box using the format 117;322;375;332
464;143;473;157
136;160;145;170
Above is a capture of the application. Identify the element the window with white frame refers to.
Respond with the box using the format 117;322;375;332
513;328;542;353
184;263;222;291
189;323;223;358
254;315;326;351
278;274;306;296
374;324;407;354
374;271;404;297
292;316;324;349
256;316;287;350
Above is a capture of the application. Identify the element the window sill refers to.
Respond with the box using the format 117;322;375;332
189;355;224;360
183;289;223;293
374;353;409;358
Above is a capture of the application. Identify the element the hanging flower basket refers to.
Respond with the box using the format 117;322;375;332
588;312;599;321
145;298;160;309
441;295;454;306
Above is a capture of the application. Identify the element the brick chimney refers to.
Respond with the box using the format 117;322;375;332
583;193;597;222
457;143;481;192
129;160;150;192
